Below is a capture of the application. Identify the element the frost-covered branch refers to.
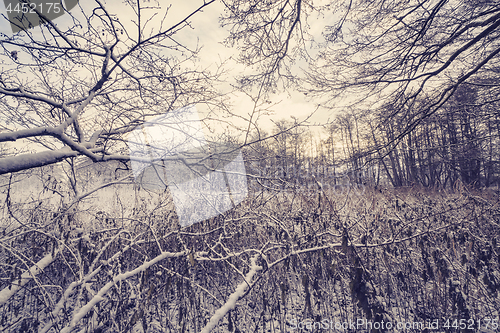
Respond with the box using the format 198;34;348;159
0;249;59;306
60;250;187;333
200;254;262;333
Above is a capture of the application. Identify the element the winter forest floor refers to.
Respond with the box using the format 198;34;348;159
1;182;500;332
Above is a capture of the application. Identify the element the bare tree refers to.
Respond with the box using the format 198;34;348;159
0;0;224;175
305;0;500;153
0;2;329;332
2;2;500;333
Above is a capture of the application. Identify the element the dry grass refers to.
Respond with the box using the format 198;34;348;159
0;180;499;332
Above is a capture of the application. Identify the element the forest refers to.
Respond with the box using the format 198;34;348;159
0;0;500;332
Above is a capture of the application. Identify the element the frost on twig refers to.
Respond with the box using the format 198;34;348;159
200;254;262;333
0;249;58;306
59;250;187;333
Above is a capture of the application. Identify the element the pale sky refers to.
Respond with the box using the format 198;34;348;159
0;0;340;145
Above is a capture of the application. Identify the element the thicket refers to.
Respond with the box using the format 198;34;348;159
0;179;499;332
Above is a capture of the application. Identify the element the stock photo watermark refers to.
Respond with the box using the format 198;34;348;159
128;105;248;228
2;0;79;33
289;317;499;331
127;105;373;227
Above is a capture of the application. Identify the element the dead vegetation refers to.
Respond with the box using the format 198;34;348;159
0;180;499;332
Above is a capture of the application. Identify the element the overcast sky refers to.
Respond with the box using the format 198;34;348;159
0;0;338;141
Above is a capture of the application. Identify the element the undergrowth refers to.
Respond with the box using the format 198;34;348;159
0;184;499;332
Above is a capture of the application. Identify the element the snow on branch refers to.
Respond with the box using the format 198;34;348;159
0;249;58;306
40;268;102;333
60;250;187;333
200;254;262;333
0;148;79;175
